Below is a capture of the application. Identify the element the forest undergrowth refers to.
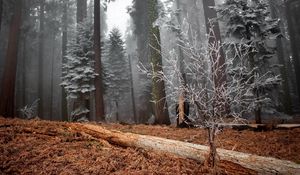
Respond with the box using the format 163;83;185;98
1;117;299;174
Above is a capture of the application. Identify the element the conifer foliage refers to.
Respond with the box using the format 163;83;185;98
61;20;97;121
104;28;130;120
216;0;282;123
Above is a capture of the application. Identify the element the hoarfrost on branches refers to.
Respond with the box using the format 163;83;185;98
61;19;97;121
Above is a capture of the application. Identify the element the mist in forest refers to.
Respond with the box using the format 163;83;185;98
0;0;300;126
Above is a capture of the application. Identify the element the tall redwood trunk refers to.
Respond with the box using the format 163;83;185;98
269;0;292;114
286;0;300;105
0;0;22;117
94;0;105;121
0;0;3;31
148;0;170;125
77;0;87;23
61;0;68;121
38;0;45;118
128;55;137;123
50;30;55;120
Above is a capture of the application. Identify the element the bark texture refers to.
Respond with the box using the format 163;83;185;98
286;0;300;104
61;0;68;121
0;0;22;117
80;124;300;174
38;0;45;118
269;0;293;114
94;0;105;121
148;0;170;125
0;0;2;31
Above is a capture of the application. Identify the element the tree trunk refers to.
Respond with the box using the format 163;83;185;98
286;0;300;104
0;0;2;31
128;55;137;123
21;33;26;108
115;100;119;121
131;0;153;123
94;0;105;121
77;0;87;24
79;124;300;174
255;90;262;124
148;0;170;125
0;0;22;117
175;0;188;127
61;0;68;121
38;0;45;118
49;30;55;120
269;0;293;115
177;93;185;126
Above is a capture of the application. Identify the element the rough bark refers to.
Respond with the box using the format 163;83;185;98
130;0;153;123
79;124;300;174
128;55;137;123
38;0;45;118
49;30;55;120
115;100;119;121
175;0;188;127
148;0;170;125
76;0;87;24
21;0;29;110
177;94;185;125
94;0;105;121
269;0;293;114
0;0;2;31
61;0;68;121
0;0;22;117
286;0;300;104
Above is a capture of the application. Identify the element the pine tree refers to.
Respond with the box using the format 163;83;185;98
216;0;282;123
61;20;96;122
104;28;130;121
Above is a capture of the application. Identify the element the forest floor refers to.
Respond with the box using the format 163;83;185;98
0;117;299;175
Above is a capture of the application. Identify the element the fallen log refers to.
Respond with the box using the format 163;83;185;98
77;124;300;174
218;123;300;131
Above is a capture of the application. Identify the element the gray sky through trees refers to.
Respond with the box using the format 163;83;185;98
106;0;131;37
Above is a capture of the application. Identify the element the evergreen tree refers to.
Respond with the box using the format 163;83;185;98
104;28;130;120
216;0;282;123
61;20;96;122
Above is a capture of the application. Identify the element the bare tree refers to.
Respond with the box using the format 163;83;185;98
140;26;275;172
202;0;228;115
